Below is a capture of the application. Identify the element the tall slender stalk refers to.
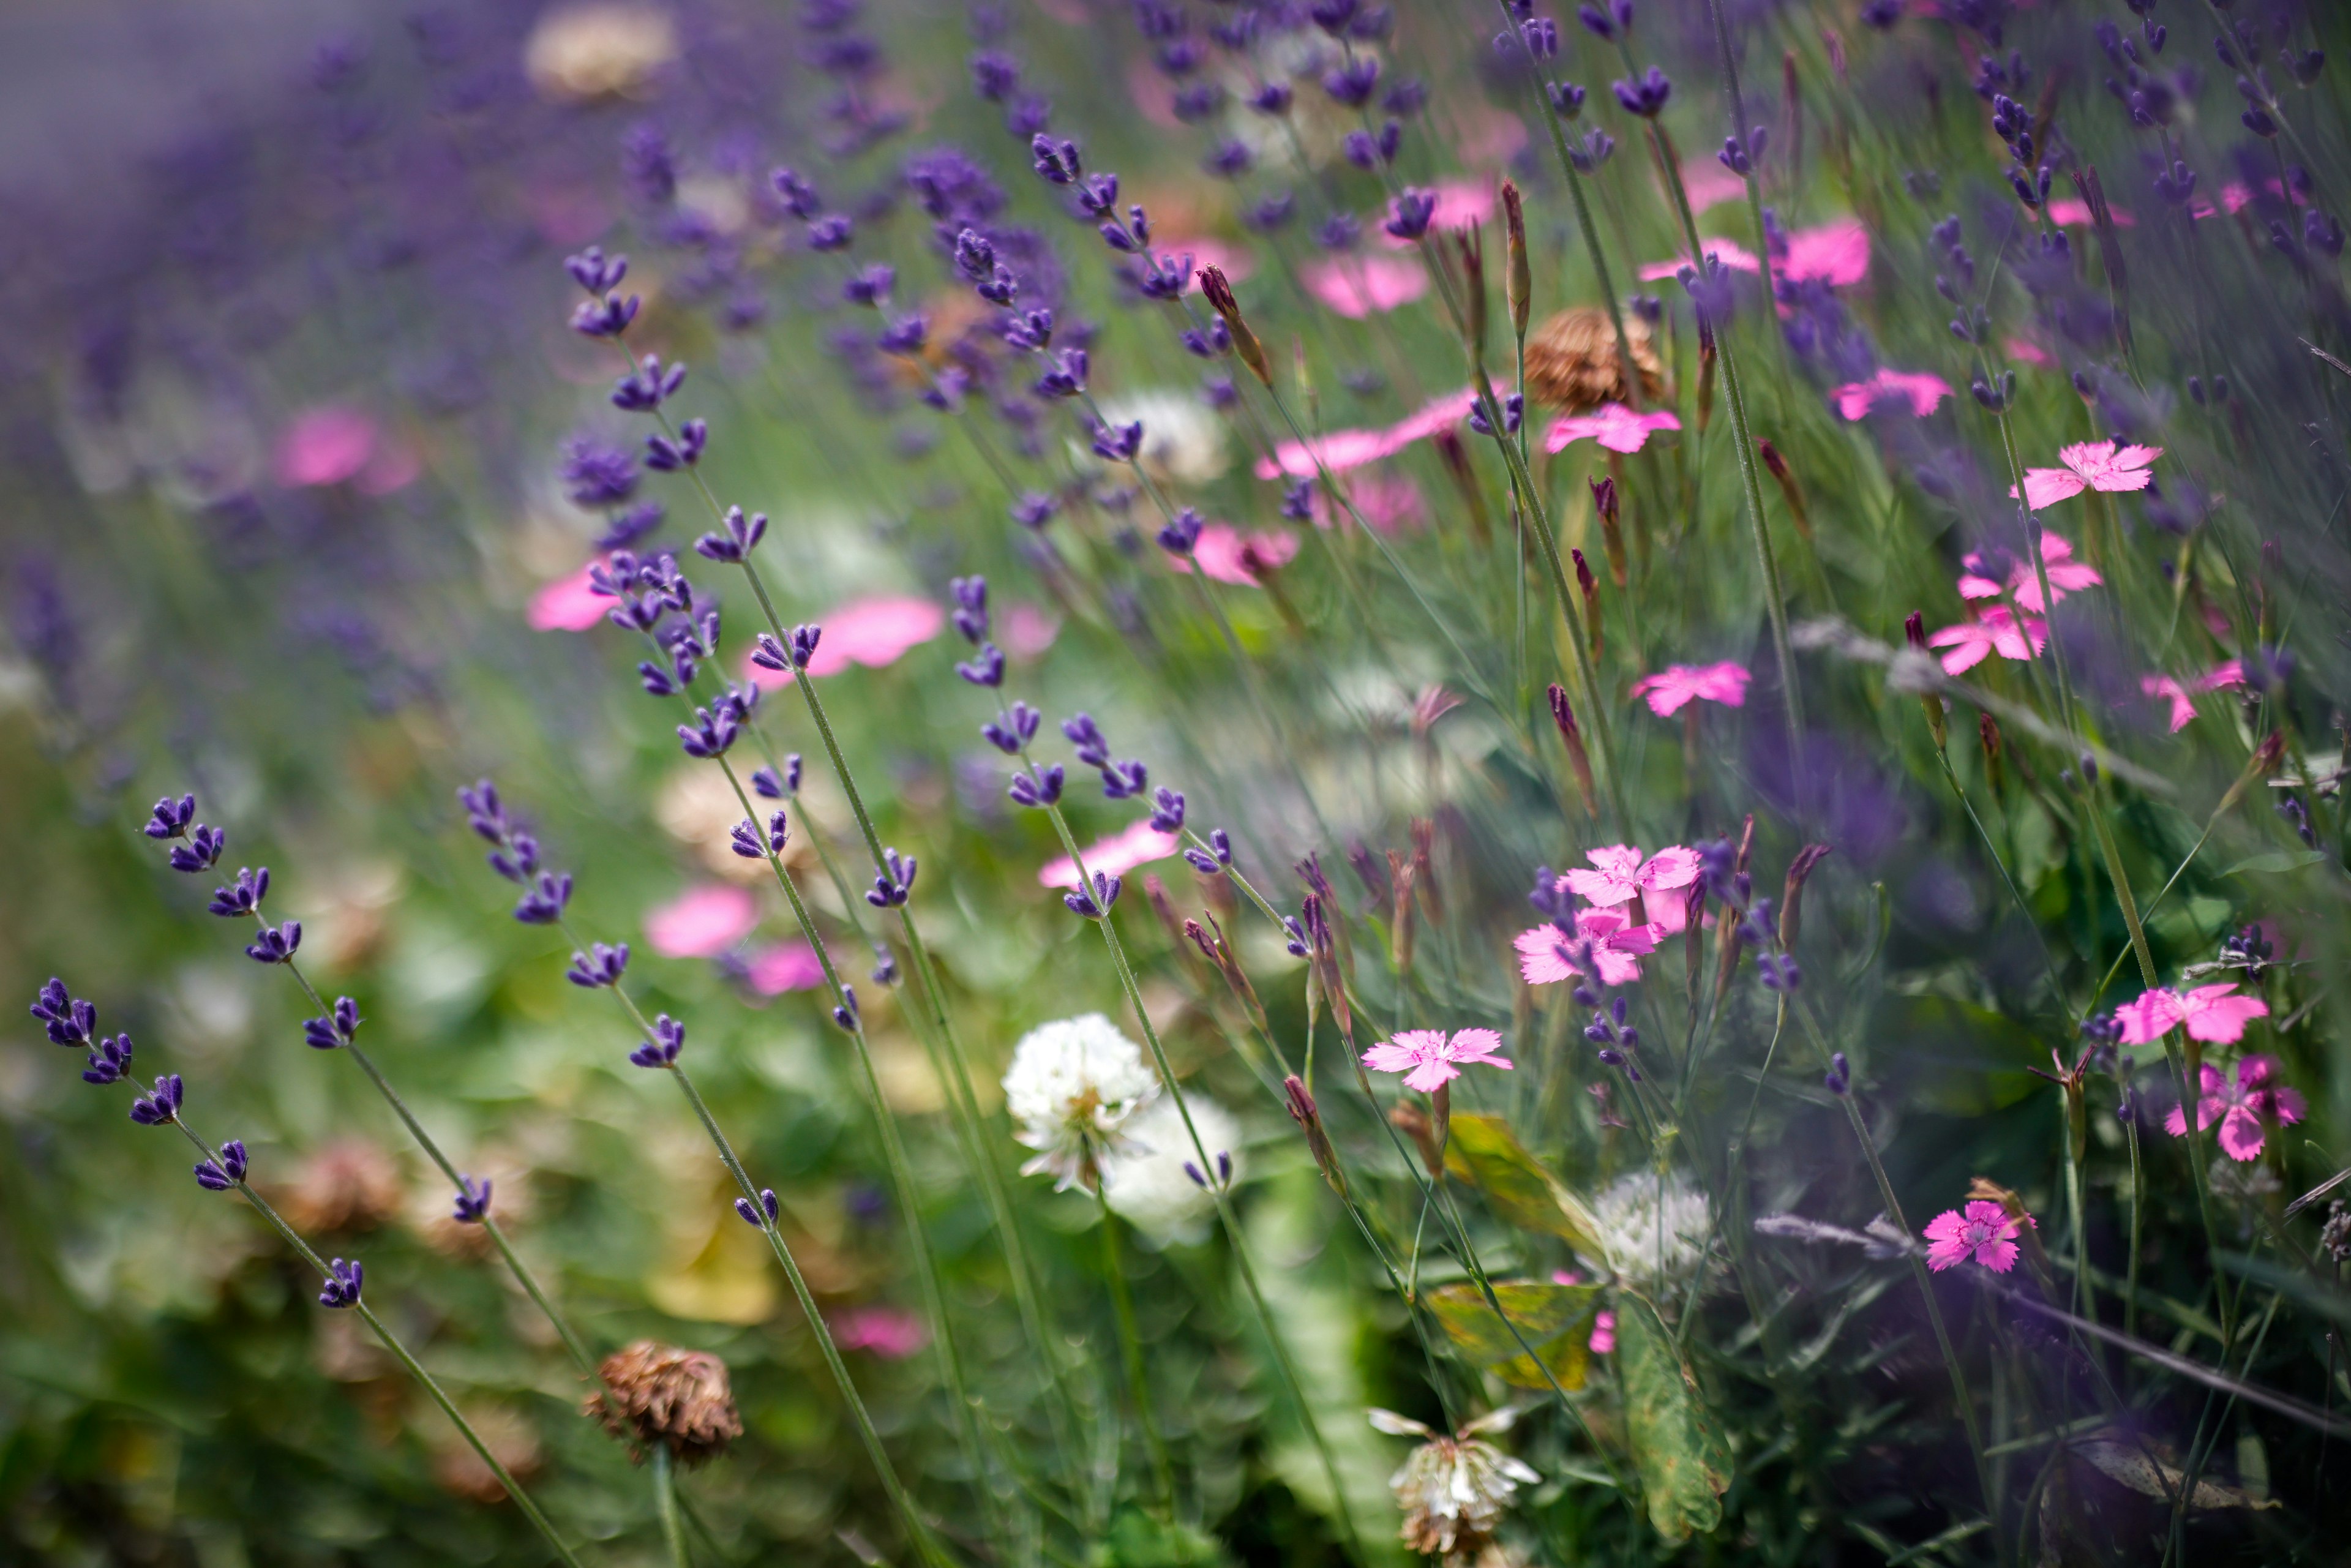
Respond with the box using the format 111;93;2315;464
1096;1187;1176;1512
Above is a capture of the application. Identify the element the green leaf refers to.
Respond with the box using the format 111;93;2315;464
1616;1289;1730;1543
1869;993;2046;1116
2222;849;2327;876
2069;1435;2278;1510
1444;1114;1602;1252
1426;1281;1601;1391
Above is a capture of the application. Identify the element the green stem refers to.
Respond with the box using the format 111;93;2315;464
653;1445;692;1568
1096;1187;1175;1512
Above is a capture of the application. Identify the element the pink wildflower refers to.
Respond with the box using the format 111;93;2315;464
2004;336;2057;369
275;406;379;488
744;595;942;687
833;1306;929;1359
1302;255;1428;318
1638;237;1760;282
2140;665;2244;732
1170;235;1253;284
2115;982;2269;1046
2162;1055;2306;1161
1629;661;1750;716
1000;602;1061;658
1543;403;1682;455
1515;909;1662;988
1957;531;2102;612
1254;389;1474;479
528;561;615;632
1831;369;1953;421
1174;523;1300;586
2044;198;2135;227
1379;180;1496;247
1678;159;1747;215
645;884;759;958
2011;441;2162;511
1308;471;1427;534
1924;606;2046;674
1038;819;1180;890
743;940;825;994
1637;218;1869;286
1588;1310;1616;1354
1562;844;1702;907
1923;1201;2026;1272
1362;1028;1513;1093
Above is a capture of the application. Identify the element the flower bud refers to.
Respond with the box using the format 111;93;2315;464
1547;683;1599;819
1756;437;1811;539
1979;712;2007;794
1284;1075;1347;1195
1590;475;1627;586
1906;611;1948;748
1501;180;1531;341
1779;843;1832;950
1571;548;1604;661
1198;264;1272;387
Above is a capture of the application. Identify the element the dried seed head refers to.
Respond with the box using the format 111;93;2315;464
590;1341;745;1465
1524;306;1663;412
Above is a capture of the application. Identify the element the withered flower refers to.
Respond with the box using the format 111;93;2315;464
1523;306;1663;412
1370;1407;1539;1561
590;1341;745;1466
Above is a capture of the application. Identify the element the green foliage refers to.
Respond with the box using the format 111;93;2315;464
1612;1291;1730;1545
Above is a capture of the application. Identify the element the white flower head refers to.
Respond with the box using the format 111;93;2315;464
1101;1094;1242;1246
1369;1407;1539;1560
1585;1169;1715;1292
1002;1013;1158;1191
1076;389;1230;486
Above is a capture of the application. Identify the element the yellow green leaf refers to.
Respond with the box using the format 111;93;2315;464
1615;1289;1730;1542
1426;1281;1600;1391
1443;1114;1602;1253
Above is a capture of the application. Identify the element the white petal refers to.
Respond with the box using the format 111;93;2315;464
1367;1408;1433;1438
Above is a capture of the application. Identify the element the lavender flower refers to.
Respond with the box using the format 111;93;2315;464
1149;788;1185;833
208;867;269;917
568;942;632;988
129;1073;184;1126
82;1032;135;1086
1009;765;1065;808
984;700;1044;754
752;756;803;799
1612;66;1671;118
694;507;767;564
631;1014;686;1068
731;812;790;859
30;977;95;1046
244;920;302;965
644;419;708;471
514;871;574;925
844;264;896;306
1323;58;1379;108
452;1175;493;1224
318;1258;364;1308
735;1189;781;1227
1384;188;1436;240
303;997;361;1050
1157;508;1204;553
193;1139;250;1190
612;354;688;412
1064;870;1123;918
170;826;227;875
144;795;197;839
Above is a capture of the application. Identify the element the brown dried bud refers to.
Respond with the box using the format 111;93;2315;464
1779;843;1833;950
1757;437;1812;539
1590;475;1627;587
591;1342;744;1466
1906;612;1947;749
1712;814;1757;1008
1142;872;1187;952
1389;1099;1445;1182
276;1139;403;1236
1284;1074;1346;1195
1979;713;2007;795
1408;817;1442;926
1695;335;1719;432
1524;306;1664;413
1570;548;1604;661
1387;847;1418;973
1187;912;1267;1032
1547;683;1599;819
1430;426;1491;544
1450;225;1487;370
1500;180;1531;340
1198;264;1272;388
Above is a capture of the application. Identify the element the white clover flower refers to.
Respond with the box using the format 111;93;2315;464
1584;1169;1715;1292
1101;1094;1242;1246
1076;389;1230;486
1370;1407;1539;1560
1002;1013;1158;1191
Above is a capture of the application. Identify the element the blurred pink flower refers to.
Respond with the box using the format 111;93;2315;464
1446;101;1528;167
1678;159;1747;214
2162;1055;2304;1160
2044;198;2134;227
528;562;614;632
1544;403;1681;455
1174;236;1253;284
646;884;759;958
1588;1310;1616;1354
1831;369;1952;421
1302;255;1429;318
1924;1200;2025;1273
1564;844;1701;907
1175;523;1300;586
1000;602;1061;658
1379;180;1494;248
1637;218;1869;286
744;940;825;994
1038;819;1180;889
2011;441;2162;510
1363;1027;1511;1093
834;1306;929;1359
1515;909;1661;988
276;406;378;488
745;596;943;687
1630;661;1749;716
1123;56;1181;129
1925;606;2044;673
1639;236;1760;282
2140;664;2244;731
2217;178;2304;216
2004;337;2057;369
2116;981;2269;1046
1957;531;2101;612
1255;389;1474;479
1310;471;1427;534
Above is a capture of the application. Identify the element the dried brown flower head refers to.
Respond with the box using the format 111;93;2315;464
275;1139;403;1235
590;1341;744;1466
1523;307;1665;413
1371;1408;1539;1562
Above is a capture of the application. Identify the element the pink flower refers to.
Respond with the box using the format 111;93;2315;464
1310;471;1427;534
1543;403;1682;455
1171;235;1253;283
1639;236;1760;282
1629;661;1750;716
2162;1055;2305;1161
1173;523;1300;586
1362;1028;1512;1093
744;939;826;994
834;1306;929;1359
2116;981;2269;1046
1515;909;1662;988
1588;1310;1616;1354
1001;602;1061;658
1038;819;1180;889
1923;1201;2026;1273
1562;844;1702;907
528;561;615;632
2139;663;2240;732
1254;389;1475;479
645;884;759;958
1678;159;1747;215
1957;531;2102;612
1302;255;1428;318
276;406;379;488
1637;219;1869;286
2011;441;2162;511
1924;606;2045;674
744;595;943;687
1831;369;1953;421
2044;198;2135;227
1379;179;1496;247
2004;336;2057;369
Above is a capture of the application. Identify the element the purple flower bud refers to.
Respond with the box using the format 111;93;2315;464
1323;58;1379;108
514;871;573;925
1031;133;1082;184
770;168;821;219
452;1174;493;1223
31;978;97;1047
611;354;688;413
644;419;708;471
833;984;861;1032
208;867;269;917
694;506;767;565
570;293;640;339
1521;16;1558;58
244;920;302;966
1612;66;1671;117
1547;80;1587;118
564;246;629;295
1090;420;1144;463
1008;763;1065;808
630;1014;686;1068
1033;348;1089;400
1156;508;1204;554
735;1188;781;1227
1205;139;1252;178
868;848;918;908
194;1138;249;1191
877;314;929;356
303;996;361;1049
317;1258;364;1309
1384;187;1436;240
971;49;1019;100
956;644;1007;688
81;1032;134;1085
1063;870;1122;918
677;705;740;760
1309;0;1357;36
1250;81;1293;115
1149;787;1186;833
129;1073;184;1126
144;794;197;839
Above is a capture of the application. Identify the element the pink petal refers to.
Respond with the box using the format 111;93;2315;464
1563;869;1636;905
1515;926;1581;985
1402;1059;1460;1093
1629;671;1697;716
1378;179;1495;248
1591;946;1646;987
1832;369;1953;421
1638;846;1702;891
646;884;760;958
2044;198;2134;227
1677;160;1748;215
1783;218;1871;285
2004;336;2057;369
2142;675;2197;732
1000;602;1061;658
1301;255;1428;318
1308;471;1427;534
2215;1106;2267;1161
1923;1209;1968;1242
1926;1239;1970;1271
746;596;943;686
1973;1238;2020;1273
2162;1103;2189;1137
1588;1310;1616;1354
1171;235;1253;283
1685;662;1750;706
2196;659;2245;692
1254;426;1393;480
2115;988;2187;1046
275;406;378;488
1037;819;1181;889
1448;1028;1507;1064
2233;1054;2278;1092
2016;467;2089;510
744;939;827;994
528;562;616;632
834;1306;929;1359
1362;1041;1424;1075
1638;237;1760;282
2180;983;2267;1044
2271;1086;2306;1126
